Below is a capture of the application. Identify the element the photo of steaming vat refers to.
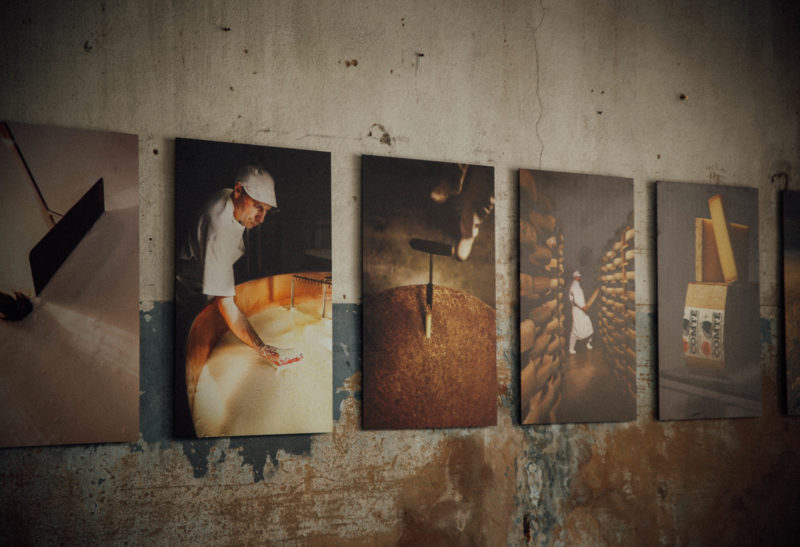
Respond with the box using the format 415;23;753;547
361;155;496;429
784;190;800;415
657;181;760;420
175;138;331;438
0;122;139;447
519;169;636;424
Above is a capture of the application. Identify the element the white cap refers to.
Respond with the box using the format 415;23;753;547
239;166;277;207
573;270;581;278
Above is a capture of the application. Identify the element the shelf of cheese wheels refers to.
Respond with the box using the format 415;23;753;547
519;171;566;424
596;223;636;402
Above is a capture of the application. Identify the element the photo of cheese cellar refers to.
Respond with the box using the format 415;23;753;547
519;169;636;425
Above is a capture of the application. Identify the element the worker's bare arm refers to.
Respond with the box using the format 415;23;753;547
215;295;280;364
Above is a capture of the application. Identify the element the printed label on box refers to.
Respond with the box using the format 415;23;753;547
682;306;724;361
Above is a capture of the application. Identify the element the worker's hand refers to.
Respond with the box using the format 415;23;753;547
256;343;304;368
256;343;281;365
582;305;588;312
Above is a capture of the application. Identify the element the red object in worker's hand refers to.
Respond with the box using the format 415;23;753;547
277;353;304;366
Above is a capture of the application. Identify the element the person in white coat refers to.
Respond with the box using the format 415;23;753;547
177;165;283;365
568;270;593;354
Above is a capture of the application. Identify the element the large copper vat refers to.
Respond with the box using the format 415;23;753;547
185;272;331;436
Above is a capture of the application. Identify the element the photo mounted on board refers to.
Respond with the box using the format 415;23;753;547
657;181;760;420
519;169;636;425
174;138;332;438
361;155;496;430
0;122;139;448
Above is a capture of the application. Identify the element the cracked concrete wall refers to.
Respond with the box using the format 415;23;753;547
2;0;800;544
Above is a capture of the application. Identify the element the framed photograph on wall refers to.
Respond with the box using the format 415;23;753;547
361;155;496;429
657;181;760;420
519;169;636;424
174;138;332;438
784;190;800;415
0;122;139;447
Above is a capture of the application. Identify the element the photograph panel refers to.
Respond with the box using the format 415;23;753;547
174;138;332;437
784;190;800;415
657;181;760;420
519;169;636;425
361;155;496;430
0;122;139;447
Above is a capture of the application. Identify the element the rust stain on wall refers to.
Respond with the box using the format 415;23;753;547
563;375;800;545
396;434;518;545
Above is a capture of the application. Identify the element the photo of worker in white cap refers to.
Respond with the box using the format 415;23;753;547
175;138;332;438
568;271;593;354
177;165;284;365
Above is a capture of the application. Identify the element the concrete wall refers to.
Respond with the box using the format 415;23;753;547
2;0;799;544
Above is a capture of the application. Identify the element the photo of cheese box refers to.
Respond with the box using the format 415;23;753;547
682;282;759;376
658;182;760;420
680;194;759;377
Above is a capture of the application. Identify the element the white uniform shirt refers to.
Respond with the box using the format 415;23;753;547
569;279;594;340
178;188;245;297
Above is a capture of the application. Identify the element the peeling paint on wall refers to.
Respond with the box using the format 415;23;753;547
333;304;362;421
367;123;393;146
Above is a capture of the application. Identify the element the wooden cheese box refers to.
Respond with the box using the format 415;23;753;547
682;194;758;377
682;281;759;376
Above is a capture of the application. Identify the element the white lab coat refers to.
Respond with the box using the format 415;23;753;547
178;188;246;297
569;279;593;340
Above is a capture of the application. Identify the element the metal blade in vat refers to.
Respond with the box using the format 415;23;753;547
28;178;105;295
